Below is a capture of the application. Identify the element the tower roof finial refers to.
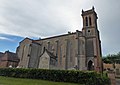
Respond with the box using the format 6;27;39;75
82;9;84;13
92;6;95;10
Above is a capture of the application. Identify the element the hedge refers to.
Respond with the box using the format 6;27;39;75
0;68;110;85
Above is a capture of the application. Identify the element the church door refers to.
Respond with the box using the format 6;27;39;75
88;60;94;70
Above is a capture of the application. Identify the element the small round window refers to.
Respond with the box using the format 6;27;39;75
88;30;90;32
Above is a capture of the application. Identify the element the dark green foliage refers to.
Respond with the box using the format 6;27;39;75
103;52;120;64
0;68;110;85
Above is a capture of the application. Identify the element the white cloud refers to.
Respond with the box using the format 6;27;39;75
0;0;120;55
0;36;14;42
0;0;93;38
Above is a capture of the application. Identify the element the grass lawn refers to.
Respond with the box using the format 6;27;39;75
0;76;83;85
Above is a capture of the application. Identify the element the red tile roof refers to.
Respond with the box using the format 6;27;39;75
0;52;3;57
1;51;19;62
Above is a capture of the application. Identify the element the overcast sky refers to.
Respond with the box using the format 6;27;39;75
0;0;120;56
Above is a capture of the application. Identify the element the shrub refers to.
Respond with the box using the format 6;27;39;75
0;68;110;85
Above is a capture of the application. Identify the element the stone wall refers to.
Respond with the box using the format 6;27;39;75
108;71;116;85
39;51;50;69
35;33;78;70
17;38;32;68
103;63;120;78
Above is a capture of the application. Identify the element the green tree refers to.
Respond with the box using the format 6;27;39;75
102;52;120;64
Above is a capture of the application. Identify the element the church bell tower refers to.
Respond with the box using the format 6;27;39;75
82;6;98;37
82;7;102;72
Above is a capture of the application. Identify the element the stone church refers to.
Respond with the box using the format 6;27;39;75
17;7;102;72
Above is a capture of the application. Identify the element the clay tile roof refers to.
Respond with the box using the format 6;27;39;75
0;52;4;60
1;51;19;62
0;52;4;57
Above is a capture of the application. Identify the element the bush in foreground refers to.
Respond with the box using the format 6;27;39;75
0;68;110;85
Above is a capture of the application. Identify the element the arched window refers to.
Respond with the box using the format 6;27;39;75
89;17;92;26
85;17;88;26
